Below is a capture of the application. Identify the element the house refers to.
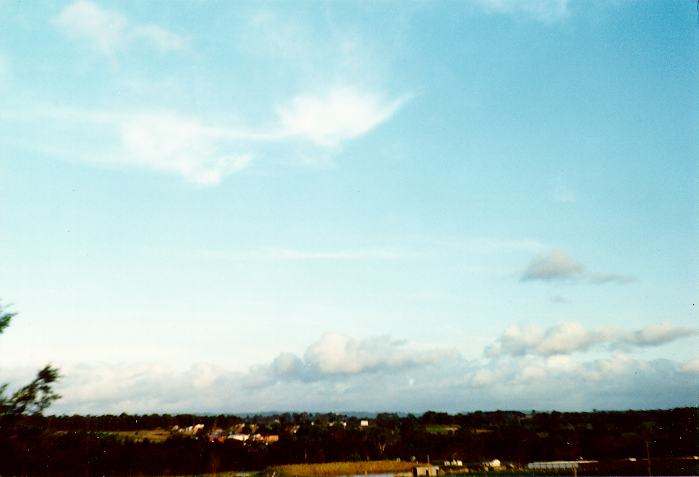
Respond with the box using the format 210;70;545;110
360;420;369;427
413;465;439;477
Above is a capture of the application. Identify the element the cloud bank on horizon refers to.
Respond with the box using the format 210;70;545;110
33;322;697;414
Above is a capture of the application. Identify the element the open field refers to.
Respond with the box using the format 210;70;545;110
272;460;418;476
106;429;172;443
424;424;460;434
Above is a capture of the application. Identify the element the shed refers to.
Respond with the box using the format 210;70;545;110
413;465;439;477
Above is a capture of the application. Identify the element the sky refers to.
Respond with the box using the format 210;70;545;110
0;0;697;414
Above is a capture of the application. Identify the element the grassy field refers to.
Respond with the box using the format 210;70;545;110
109;429;172;443
272;460;418;476
424;424;460;434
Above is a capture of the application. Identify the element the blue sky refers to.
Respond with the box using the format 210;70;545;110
0;0;697;414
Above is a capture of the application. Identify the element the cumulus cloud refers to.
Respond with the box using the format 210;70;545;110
55;0;185;54
535;322;602;356
277;87;409;147
486;321;697;357
256;333;457;384
303;333;451;376
472;0;570;23
42;351;697;415
34;333;459;414
520;249;635;285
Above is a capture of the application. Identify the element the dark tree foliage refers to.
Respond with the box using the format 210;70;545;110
0;408;694;476
0;301;61;418
0;303;60;416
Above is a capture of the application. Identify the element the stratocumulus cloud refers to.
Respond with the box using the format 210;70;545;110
520;249;585;281
1;323;689;414
486;321;697;357
520;249;636;285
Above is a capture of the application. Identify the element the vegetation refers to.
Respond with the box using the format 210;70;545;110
0;301;60;418
272;460;417;476
0;408;695;476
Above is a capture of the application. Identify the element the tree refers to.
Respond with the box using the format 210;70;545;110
0;301;60;418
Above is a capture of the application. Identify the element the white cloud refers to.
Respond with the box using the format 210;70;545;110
24;84;408;185
487;321;697;357
55;0;127;54
251;333;458;385
485;323;545;357
30;108;257;185
521;249;585;281
485;321;604;357
617;322;699;348
535;321;601;355
118;113;253;185
277;86;409;147
520;249;636;285
55;0;185;54
5;327;694;414
302;333;452;376
680;358;699;375
473;0;570;23
41;351;696;414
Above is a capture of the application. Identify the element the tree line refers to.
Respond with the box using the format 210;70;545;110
0;408;695;476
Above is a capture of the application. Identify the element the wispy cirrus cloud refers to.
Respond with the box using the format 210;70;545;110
55;0;186;54
201;247;408;262
485;321;698;357
16;83;408;185
520;249;636;285
277;87;409;147
472;0;570;23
